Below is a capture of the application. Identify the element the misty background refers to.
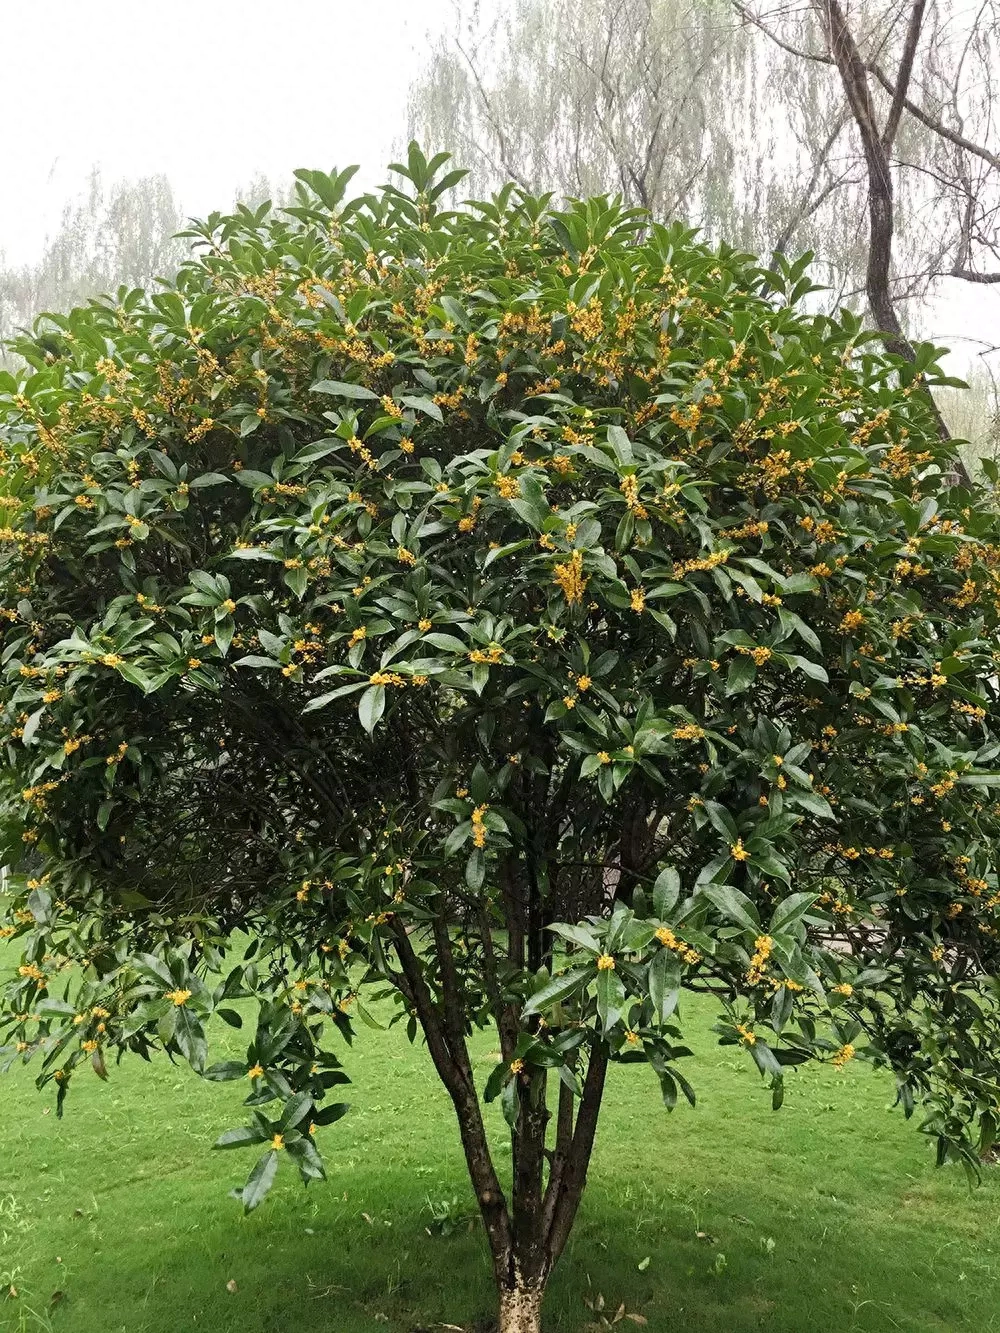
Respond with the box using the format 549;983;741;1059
3;0;998;464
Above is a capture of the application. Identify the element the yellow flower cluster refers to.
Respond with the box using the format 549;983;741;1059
619;475;648;519
471;804;488;849
369;671;406;687
734;645;773;666
553;549;587;605
469;644;505;665
669;403;701;431
720;519;769;540
673;549;730;579
568;298;604;341
745;934;773;985
458;496;482;533
654;925;700;965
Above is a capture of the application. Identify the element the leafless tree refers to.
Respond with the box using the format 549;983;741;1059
736;1;1000;358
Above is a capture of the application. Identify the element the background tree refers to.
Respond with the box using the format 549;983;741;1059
0;171;186;355
408;0;1000;456
3;149;1000;1332
407;0;852;275
738;2;1000;378
0;170;290;362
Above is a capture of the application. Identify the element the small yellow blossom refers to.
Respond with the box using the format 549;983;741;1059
832;1043;855;1069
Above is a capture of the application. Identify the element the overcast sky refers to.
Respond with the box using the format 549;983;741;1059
2;0;997;377
1;0;451;263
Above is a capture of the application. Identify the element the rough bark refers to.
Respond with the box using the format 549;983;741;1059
545;1041;610;1263
389;919;513;1271
497;1278;544;1333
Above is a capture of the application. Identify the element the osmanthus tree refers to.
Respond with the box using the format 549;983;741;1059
3;145;1000;1332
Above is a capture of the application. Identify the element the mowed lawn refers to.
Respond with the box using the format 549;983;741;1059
3;989;999;1333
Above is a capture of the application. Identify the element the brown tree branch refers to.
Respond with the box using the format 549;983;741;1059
881;1;927;152
734;3;1000;172
389;918;513;1269
540;1073;578;1240
544;1040;610;1266
950;266;1000;284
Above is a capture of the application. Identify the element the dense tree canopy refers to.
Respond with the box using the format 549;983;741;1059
2;146;1000;1331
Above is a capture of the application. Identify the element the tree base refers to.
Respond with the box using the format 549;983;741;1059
497;1282;544;1333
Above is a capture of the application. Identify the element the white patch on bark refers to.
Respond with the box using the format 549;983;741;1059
497;1278;543;1333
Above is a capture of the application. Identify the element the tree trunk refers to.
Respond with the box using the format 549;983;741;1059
497;1277;544;1333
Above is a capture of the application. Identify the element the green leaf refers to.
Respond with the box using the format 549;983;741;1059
484;1059;508;1104
174;1006;207;1073
702;801;739;843
466;847;486;890
548;922;601;953
786;654;828;683
287;1134;326;1182
232;655;282;669
596;967;626;1030
277;1092;313;1131
242;1149;279;1211
750;853;792;885
701;883;760;932
400;395;443;422
214;1125;265;1149
301;681;367;712
27;886;52;923
500;1074;520;1127
311;378;379;401
777;608;821;653
725;658;756;695
648;948;681;1022
606;426;634;463
311;1101;350;1126
214;617;234;656
358;685;386;733
652;866;681;919
770;892;818;935
284;565;308;598
522;967;592;1017
787;789;834;819
21;706;44;746
204;1061;248;1082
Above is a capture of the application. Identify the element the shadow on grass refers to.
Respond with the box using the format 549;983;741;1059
10;1154;994;1333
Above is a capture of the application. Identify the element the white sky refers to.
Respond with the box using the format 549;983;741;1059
1;0;997;379
0;0;452;263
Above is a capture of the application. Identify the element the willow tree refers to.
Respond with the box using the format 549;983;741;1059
3;148;1000;1333
408;1;1000;344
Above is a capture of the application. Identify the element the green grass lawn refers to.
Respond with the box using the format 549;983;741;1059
3;991;999;1333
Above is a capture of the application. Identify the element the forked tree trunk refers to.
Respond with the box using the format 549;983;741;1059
497;1276;544;1333
388;922;609;1333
